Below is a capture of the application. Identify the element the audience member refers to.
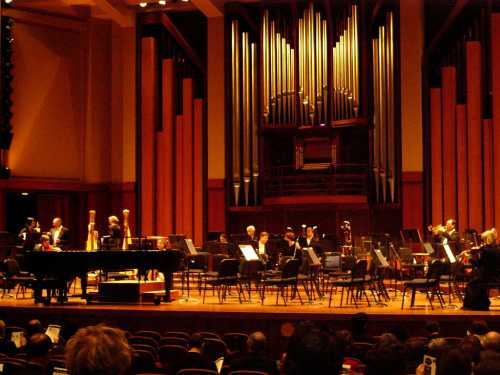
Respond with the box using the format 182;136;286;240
473;356;500;375
25;333;52;372
364;341;406;375
169;333;217;374
65;324;131;375
438;348;472;375
228;331;278;375
351;313;371;342
26;319;44;339
468;320;489;338
481;331;500;352
0;320;16;355
459;335;482;364
425;321;441;339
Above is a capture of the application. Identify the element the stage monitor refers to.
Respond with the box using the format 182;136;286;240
423;242;435;256
183;239;198;255
443;243;456;264
239;244;259;261
400;228;422;243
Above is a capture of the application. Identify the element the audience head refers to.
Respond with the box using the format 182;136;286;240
425;320;440;338
25;217;36;229
438;348;471;375
468;320;489;337
187;333;204;352
65;324;131;375
473;355;500;375
246;225;256;238
219;233;229;243
259;232;269;244
247;331;267;354
27;333;52;358
387;325;409;343
427;338;450;360
26;319;44;338
0;320;5;339
481;228;497;245
482;331;500;352
365;341;406;375
459;335;482;364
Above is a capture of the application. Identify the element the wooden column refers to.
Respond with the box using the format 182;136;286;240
483;119;494;229
156;59;175;236
140;37;157;236
455;104;468;230
465;42;483;231
491;14;500;229
182;79;194;239
175;115;184;234
193;98;204;246
440;67;457;223
430;88;443;225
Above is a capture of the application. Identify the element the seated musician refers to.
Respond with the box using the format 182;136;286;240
256;231;271;265
49;217;69;249
34;235;60;252
463;228;500;310
299;225;316;248
281;230;302;260
444;219;461;254
246;225;258;242
18;217;41;251
107;215;122;249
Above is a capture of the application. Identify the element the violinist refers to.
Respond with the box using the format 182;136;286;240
463;228;500;310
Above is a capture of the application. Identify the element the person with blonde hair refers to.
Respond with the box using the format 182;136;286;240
481;228;497;246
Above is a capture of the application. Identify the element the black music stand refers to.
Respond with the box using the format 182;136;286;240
180;239;202;303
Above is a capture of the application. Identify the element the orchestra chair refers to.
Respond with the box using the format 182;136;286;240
367;264;390;303
202;259;243;304
260;258;303;306
181;253;209;296
401;259;445;309
158;344;188;369
440;262;464;303
328;259;370;308
1;258;35;299
238;260;264;302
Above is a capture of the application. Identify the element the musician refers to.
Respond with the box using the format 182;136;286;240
18;217;40;251
34;235;59;252
281;231;302;259
299;225;318;248
256;231;270;265
246;225;257;242
107;215;122;249
463;228;500;311
49;217;69;249
444;219;461;253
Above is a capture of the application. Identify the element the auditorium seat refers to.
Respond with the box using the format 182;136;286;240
195;332;221;340
222;333;248;353
136;330;162;343
177;369;218;375
163;331;190;340
202;338;227;362
130;344;158;360
228;371;270;375
158;344;188;368
129;336;159;349
160;337;188;348
132;349;158;373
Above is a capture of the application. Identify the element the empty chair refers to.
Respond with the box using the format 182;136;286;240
163;331;190;340
203;338;227;362
202;259;243;304
401;259;445;309
136;330;161;343
158;344;188;368
129;336;159;349
260;259;303;306
160;337;188;348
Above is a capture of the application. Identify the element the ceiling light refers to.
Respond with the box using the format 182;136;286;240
139;2;148;7
158;0;166;4
4;0;13;4
180;0;190;2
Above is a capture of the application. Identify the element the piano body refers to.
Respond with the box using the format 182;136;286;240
19;249;184;304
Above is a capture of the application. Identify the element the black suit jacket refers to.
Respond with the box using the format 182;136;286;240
50;226;70;248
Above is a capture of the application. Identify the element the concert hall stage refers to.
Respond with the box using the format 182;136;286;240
1;291;500;353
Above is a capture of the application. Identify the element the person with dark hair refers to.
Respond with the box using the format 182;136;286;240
404;337;428;374
18;217;40;251
25;333;52;371
425;321;441;339
467;320;489;338
169;334;216;375
473;355;500;375
388;325;409;343
65;324;131;375
438;348;472;375
364;341;406;375
459;335;482;365
228;331;278;375
0;320;16;355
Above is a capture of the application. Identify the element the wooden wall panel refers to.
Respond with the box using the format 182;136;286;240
140;37;157;236
207;179;225;232
492;13;500;229
430;88;443;225
156;59;175;236
440;67;457;222
455;104;468;230
402;172;423;231
182;79;194;239
175;115;184;234
465;42;483;230
193;99;204;246
483;119;494;229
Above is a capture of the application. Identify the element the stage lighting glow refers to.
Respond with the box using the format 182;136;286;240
158;0;166;5
4;0;13;4
180;0;190;2
139;2;148;7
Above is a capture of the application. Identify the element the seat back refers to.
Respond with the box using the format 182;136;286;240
3;259;19;277
195;332;221;340
131;349;156;372
427;259;444;281
129;336;158;349
352;259;368;279
135;330;161;343
281;259;301;279
160;337;188;347
177;369;218;375
240;260;263;278
158;344;188;367
217;259;240;278
163;331;190;340
222;333;248;353
203;338;227;362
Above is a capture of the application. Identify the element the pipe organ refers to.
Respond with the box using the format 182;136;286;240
228;1;399;212
372;11;396;204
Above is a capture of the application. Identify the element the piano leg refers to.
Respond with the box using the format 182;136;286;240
163;271;173;302
80;272;88;301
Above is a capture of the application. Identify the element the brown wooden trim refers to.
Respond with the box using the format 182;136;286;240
207;179;225;189
3;8;87;32
401;172;422;183
263;195;368;206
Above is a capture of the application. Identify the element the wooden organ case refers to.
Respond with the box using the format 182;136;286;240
225;1;402;236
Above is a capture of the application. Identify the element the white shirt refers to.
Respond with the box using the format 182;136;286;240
53;226;62;243
258;242;266;255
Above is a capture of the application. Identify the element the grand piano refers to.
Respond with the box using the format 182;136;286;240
19;249;184;304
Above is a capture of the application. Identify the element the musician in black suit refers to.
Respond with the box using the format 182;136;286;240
281;231;302;260
18;217;40;251
246;225;258;242
49;217;70;249
298;225;319;248
444;219;461;253
463;228;500;310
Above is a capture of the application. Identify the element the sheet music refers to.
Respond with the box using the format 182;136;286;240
239;245;259;261
184;239;197;255
11;331;24;349
46;324;61;344
374;249;389;267
443;244;456;263
305;247;321;266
